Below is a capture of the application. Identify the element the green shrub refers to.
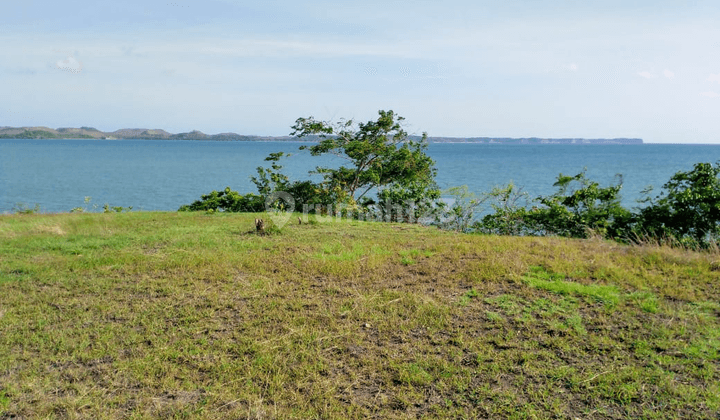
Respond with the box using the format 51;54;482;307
178;187;264;212
475;182;530;235
637;162;720;248
11;203;41;215
475;171;633;239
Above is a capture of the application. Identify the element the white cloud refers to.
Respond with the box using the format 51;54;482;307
568;63;578;71
707;73;720;83
700;91;720;98
663;69;675;79
637;71;655;79
55;55;83;73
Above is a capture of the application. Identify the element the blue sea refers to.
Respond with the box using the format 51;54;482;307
1;139;718;213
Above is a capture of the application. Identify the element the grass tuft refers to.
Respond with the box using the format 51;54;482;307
523;266;622;306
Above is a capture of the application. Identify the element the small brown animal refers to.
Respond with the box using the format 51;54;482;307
255;218;265;232
298;217;302;225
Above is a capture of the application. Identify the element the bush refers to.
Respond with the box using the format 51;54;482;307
12;203;41;215
637;162;720;248
473;163;720;248
475;182;530;235
435;185;483;232
529;171;633;238
375;179;443;223
178;188;264;212
475;171;632;239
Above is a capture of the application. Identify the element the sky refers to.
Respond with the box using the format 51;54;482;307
2;0;720;143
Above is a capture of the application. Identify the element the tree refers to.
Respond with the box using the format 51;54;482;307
250;152;292;196
290;110;440;216
180;110;442;222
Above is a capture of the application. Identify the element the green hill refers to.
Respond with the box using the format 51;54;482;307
0;212;717;418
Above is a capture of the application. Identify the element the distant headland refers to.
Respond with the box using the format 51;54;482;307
0;126;643;144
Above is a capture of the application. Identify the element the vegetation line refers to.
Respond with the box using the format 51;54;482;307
179;110;720;250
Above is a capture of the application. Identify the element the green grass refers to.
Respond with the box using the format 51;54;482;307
1;211;719;419
523;265;622;306
399;248;434;265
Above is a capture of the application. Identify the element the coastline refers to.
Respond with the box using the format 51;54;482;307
0;125;643;144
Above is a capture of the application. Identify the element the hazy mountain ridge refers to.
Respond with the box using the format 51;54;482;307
0;126;643;144
411;136;643;145
0;126;303;141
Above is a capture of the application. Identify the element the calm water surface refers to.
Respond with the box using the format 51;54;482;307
1;139;719;213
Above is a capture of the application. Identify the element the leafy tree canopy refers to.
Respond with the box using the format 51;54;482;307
290;110;439;205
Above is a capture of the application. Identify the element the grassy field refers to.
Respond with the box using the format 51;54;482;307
1;212;719;419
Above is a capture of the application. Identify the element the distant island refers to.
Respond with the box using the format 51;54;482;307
0;126;643;144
